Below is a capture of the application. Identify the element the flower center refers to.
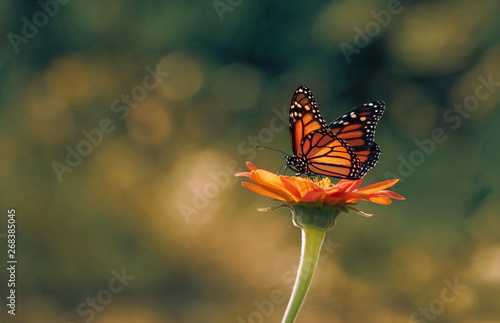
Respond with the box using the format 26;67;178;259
313;177;332;188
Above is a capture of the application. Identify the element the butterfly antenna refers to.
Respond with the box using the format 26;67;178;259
255;145;290;157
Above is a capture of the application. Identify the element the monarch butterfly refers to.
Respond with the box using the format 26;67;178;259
285;85;385;179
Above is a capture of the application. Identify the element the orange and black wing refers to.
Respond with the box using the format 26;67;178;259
329;101;384;150
329;101;384;173
356;142;381;174
287;85;380;179
299;129;362;179
289;85;329;156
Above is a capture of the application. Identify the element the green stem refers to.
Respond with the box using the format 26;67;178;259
281;226;326;323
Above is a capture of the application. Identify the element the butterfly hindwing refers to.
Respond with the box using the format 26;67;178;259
329;101;384;150
357;142;380;174
329;100;385;174
300;129;362;179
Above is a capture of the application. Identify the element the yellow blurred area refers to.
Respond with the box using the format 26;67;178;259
185;95;230;139
45;56;93;107
93;303;174;323
125;98;172;147
388;0;499;73
27;71;75;146
166;148;240;226
387;246;434;293
156;52;203;101
471;244;500;282
86;144;141;202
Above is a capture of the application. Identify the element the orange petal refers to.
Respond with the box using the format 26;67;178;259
334;179;363;192
369;190;405;200
341;193;371;204
281;176;321;200
280;177;302;201
235;171;251;177
356;179;400;194
250;169;281;186
293;177;322;198
368;196;393;205
323;191;370;205
302;188;328;202
326;190;367;200
246;161;258;171
241;182;287;201
250;170;296;202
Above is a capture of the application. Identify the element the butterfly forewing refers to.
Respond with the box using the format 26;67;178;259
290;85;329;156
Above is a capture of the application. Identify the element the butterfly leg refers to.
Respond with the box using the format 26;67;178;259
277;161;287;175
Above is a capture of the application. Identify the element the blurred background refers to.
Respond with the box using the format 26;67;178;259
1;0;500;322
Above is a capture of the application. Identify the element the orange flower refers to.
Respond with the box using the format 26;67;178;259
236;162;404;215
236;161;405;323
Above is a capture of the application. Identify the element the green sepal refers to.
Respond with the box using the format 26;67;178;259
346;205;373;217
257;204;290;212
290;202;341;231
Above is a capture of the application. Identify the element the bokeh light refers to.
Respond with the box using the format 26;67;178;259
156;52;203;101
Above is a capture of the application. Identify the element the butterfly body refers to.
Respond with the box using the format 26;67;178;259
286;85;385;179
285;155;310;176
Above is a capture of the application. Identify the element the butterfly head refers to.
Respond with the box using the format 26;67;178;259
285;155;311;176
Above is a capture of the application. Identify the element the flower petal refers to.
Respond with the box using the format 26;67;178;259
235;171;251;178
368;190;406;201
236;161;405;210
246;161;258;171
302;188;328;202
281;176;322;201
347;205;373;217
356;179;399;194
326;190;369;200
241;182;286;201
293;177;322;197
334;179;363;192
257;204;289;212
280;177;302;201
250;170;296;202
322;191;367;206
368;196;393;205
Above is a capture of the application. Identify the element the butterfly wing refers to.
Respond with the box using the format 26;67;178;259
299;129;362;179
329;101;385;150
288;85;380;179
289;85;329;156
357;142;381;174
329;101;385;174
